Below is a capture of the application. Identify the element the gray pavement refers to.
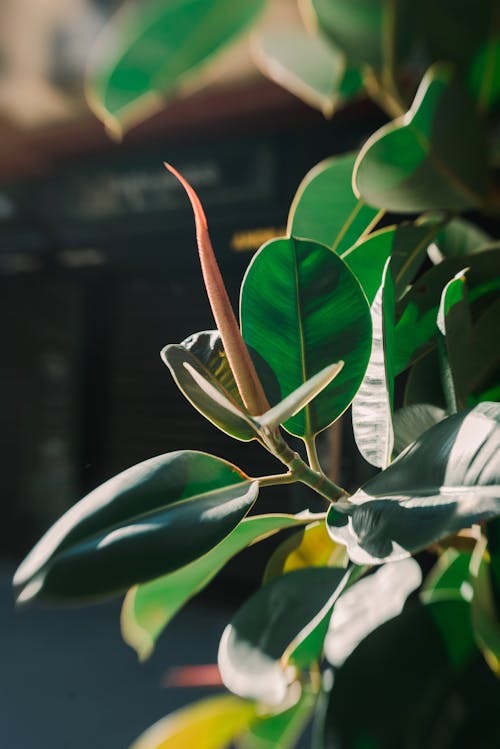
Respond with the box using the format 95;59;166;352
0;564;232;749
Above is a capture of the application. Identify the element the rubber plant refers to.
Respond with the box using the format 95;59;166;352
15;1;500;747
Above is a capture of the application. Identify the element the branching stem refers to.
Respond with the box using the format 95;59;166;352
263;430;349;503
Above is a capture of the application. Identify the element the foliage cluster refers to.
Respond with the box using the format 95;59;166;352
15;1;500;747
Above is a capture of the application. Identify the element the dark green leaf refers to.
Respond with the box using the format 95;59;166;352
421;0;499;110
393;403;447;455
436;270;470;411
342;220;441;306
325;558;422;666
404;349;447;409
352;259;395;468
321;599;500;749
287;152;380;255
253;28;347;116
162;331;257;441
308;0;416;71
87;0;265;135
327;403;500;564
122;513;311;661
218;567;349;704
468;35;500;112
240;237;372;437
421;548;473;605
394;247;500;373
428;217;493;263
470;535;500;675
14;451;258;602
354;66;489;212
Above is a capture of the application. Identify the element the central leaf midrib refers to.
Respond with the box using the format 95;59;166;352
292;240;311;435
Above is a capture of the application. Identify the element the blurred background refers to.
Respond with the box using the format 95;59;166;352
0;1;380;746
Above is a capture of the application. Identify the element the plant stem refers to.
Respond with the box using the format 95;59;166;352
256;472;295;488
265;431;349;503
304;435;323;473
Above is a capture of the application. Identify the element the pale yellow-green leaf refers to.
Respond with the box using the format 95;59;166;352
130;695;256;749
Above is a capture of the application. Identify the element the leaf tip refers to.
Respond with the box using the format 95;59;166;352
164;162;208;231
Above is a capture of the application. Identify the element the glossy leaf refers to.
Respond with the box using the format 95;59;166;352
468;35;500;112
421;0;499;109
321;599;500;749
253;28;347;116
470;535;500;674
14;451;258;602
343;220;441;306
394;247;500;373
403;349;447;409
393;403;446;455
421;548;473;605
130;694;256;749
122;513;311;661
287;152;380;255
436;271;470;411
352;258;395;468
218;567;349;704
87;0;266;135
325;558;422;666
428;217;493;263
238;689;316;749
327;403;500;564
308;0;415;71
487;517;500;602
240;237;372;437
263;521;347;585
256;362;344;430
354;66;489;212
162;331;257;441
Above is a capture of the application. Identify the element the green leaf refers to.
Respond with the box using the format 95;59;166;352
308;0;382;69
354;65;489;212
428;217;493;263
287;152;380;255
253;28;348;116
393;403;447;455
240;237;372;437
468;35;500;113
238;689;316;749
130;694;256;749
394;247;500;373
436;271;470;411
122;513;311;661
403;350;447;409
352;258;395;468
256;362;344;430
470;534;500;675
87;0;266;135
487;517;500;602
342;220;442;305
327;403;500;564
421;548;473;605
218;567;349;704
14;451;258;602
162;331;257;442
421;0;499;111
307;0;415;71
263;521;347;585
321;599;500;749
325;558;422;666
